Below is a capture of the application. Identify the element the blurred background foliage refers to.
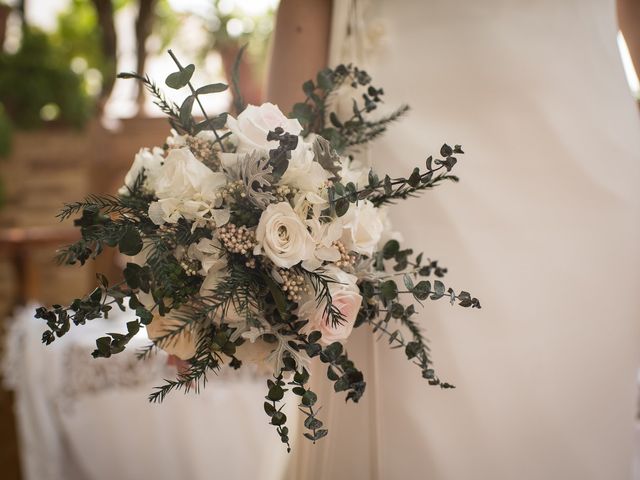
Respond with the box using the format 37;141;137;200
0;27;94;130
0;0;279;209
0;0;278;134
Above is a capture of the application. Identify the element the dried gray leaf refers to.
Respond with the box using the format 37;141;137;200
225;151;276;209
313;136;342;180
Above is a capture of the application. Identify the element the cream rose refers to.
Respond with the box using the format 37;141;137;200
298;266;362;344
341;199;384;257
227;103;302;153
151;147;223;199
254;202;315;268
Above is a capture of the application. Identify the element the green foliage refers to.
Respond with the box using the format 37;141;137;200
266;127;298;181
116;72;186;133
36;274;151;351
195;83;228;95
148;327;225;403
55;194;147;266
165;63;195;89
326;144;463;215
289;368;327;443
297;268;346;328
264;373;291;452
356;237;480;388
230;44;248;114
290;64;409;154
319;342;366;403
165;49;228;150
119;51;231;145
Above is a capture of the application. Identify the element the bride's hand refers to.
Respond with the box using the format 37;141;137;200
167;354;190;374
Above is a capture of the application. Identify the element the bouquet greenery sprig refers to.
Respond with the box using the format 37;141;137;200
37;50;480;451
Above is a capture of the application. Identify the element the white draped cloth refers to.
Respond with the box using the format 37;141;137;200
3;305;291;480
287;0;640;479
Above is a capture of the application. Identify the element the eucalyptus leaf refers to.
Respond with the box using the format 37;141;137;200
292;103;312;122
179;95;195;129
196;83;228;95
271;411;287;426
379;280;398;301
165;64;195;89
301;390;317;407
307;331;322;344
118;228;142;256
440;143;453;157
302;80;315;96
194;113;228;133
335;198;350;217
413;281;431;301
316;68;334;90
383;240;400;259
268;385;284;402
264;402;276;416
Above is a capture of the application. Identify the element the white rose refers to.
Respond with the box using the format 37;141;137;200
254;202;315;268
118;147;164;196
147;148;228;227
298;265;362;344
227;103;302;153
151;147;221;199
279;141;330;193
341;200;384;257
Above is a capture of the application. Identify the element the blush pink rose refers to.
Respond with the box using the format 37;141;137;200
299;266;362;344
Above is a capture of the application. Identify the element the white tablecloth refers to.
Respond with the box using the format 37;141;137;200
3;305;293;480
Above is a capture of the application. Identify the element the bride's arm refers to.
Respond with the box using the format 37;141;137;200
266;0;332;113
617;0;640;98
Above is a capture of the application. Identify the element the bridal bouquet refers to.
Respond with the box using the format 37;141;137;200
37;50;480;450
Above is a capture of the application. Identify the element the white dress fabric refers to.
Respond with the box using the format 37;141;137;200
287;0;640;479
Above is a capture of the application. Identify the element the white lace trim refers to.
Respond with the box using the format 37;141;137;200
2;304;268;406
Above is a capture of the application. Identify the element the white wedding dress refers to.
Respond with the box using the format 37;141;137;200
286;1;640;479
